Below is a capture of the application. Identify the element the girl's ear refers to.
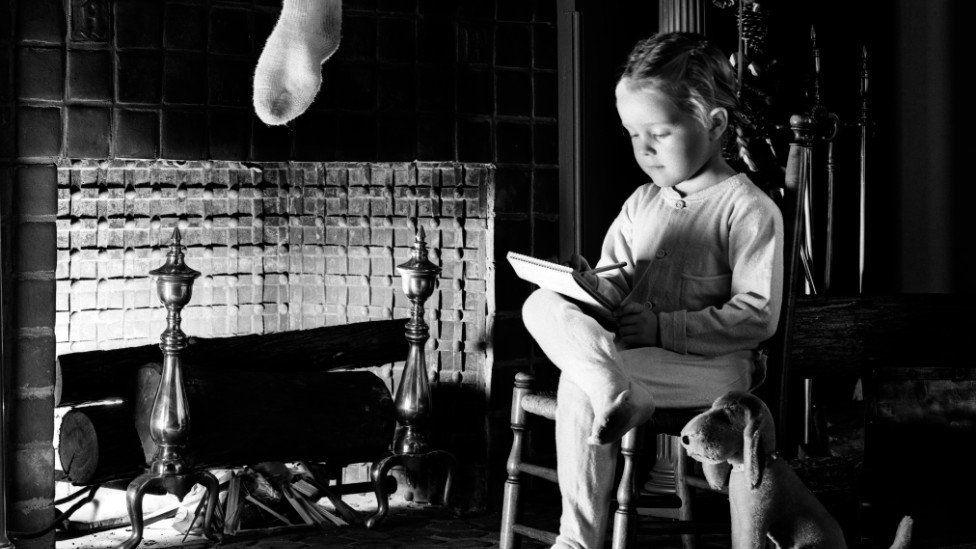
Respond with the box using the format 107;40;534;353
707;107;729;141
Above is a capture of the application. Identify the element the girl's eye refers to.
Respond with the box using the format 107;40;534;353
652;133;670;139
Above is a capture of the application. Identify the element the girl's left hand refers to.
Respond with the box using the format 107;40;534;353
614;301;659;348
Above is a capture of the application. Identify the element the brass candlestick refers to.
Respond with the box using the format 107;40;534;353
119;229;220;549
365;227;456;528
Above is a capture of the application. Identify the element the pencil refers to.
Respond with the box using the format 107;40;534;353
587;262;627;274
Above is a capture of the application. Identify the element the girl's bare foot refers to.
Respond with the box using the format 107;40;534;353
587;384;656;445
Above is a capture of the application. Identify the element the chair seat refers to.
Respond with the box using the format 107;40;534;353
520;392;705;436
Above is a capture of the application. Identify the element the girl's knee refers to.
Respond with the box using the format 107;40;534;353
521;288;565;333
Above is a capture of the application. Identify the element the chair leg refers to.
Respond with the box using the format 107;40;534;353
675;438;695;549
612;427;640;549
500;372;533;549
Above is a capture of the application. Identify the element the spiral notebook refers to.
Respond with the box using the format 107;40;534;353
506;251;616;320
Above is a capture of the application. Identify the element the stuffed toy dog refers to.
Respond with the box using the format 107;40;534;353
680;391;913;549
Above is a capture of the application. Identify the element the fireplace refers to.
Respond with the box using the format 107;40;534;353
0;0;559;544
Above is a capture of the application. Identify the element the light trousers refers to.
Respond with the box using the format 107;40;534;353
522;289;754;549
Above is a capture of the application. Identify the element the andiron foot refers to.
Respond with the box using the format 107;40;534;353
117;470;222;549
364;449;457;529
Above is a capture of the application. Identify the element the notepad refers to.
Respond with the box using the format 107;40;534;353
506;251;618;321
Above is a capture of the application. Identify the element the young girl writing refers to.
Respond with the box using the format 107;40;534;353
520;32;784;548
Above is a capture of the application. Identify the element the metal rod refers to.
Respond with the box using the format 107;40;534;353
0;181;13;547
824;140;836;291
858;44;871;293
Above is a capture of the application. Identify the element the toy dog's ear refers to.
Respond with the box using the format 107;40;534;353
741;395;772;490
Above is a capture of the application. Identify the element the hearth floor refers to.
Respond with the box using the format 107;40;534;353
55;491;731;548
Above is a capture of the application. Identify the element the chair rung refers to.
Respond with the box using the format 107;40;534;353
685;475;726;492
519;462;558;483
512;523;558;545
521;394;557;420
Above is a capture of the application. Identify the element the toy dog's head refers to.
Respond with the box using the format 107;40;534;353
680;391;777;489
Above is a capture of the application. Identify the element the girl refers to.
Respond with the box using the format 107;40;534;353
520;32;784;549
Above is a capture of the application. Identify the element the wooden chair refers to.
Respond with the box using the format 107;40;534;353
498;118;810;548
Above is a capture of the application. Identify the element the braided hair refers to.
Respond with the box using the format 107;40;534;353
620;32;745;142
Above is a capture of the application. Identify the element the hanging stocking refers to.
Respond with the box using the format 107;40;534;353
253;0;342;126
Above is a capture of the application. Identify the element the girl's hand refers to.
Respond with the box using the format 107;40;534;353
614;301;659;348
567;253;599;291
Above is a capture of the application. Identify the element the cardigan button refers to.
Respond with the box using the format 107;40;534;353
675;199;686;209
655;250;668;259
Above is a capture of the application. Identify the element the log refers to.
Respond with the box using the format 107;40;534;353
56;318;409;407
58;367;395;485
58;403;148;485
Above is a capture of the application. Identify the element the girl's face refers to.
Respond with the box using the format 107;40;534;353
615;79;719;190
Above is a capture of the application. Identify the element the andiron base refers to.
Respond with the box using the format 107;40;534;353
365;449;457;529
119;469;221;549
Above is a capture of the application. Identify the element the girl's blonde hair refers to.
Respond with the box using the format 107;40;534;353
621;32;741;133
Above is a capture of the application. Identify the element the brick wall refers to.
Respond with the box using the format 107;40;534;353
3;0;557;538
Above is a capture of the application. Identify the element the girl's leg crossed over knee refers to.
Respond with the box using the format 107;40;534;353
522;289;628;415
553;376;618;549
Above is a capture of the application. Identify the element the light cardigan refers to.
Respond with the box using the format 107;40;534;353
593;173;784;358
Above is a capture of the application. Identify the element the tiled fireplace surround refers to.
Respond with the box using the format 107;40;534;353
1;0;559;545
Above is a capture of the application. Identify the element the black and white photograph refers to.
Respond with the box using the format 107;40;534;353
0;0;972;547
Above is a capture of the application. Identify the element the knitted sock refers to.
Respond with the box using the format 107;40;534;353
253;0;342;126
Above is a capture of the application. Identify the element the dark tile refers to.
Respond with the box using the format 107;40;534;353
18;0;64;43
533;71;556;118
210;7;252;55
497;0;533;22
251;118;291;160
533;168;557;215
15;166;58;217
164;4;207;50
16;107;62;157
416;114;453;160
533;215;559;259
115;109;159;158
458;118;490;162
337;14;376;62
377;0;415;13
534;0;556;22
335;113;376;160
418;65;454;112
496;121;531;163
377;65;415;112
494;166;530;215
68;0;112;44
457;67;491;114
209;56;252;107
14;222;56;272
493;315;531;361
417;0;455;16
208;109;250;160
345;0;376;11
161;109;207;159
117;50;162;103
457;0;493;19
496;70;531;116
293;111;336;160
17;47;63;101
115;0;162;48
417;18;454;65
533;121;557;164
326;65;376;111
163;52;206;104
457;22;492;64
534;24;556;69
67;49;112;101
66;106;111;158
377;115;416;161
253;9;278;48
15;279;55;329
377;17;415;62
496;23;531;67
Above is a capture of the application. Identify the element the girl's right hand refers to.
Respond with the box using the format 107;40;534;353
567;253;600;290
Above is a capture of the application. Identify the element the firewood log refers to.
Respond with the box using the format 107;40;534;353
59;369;395;485
56;318;408;407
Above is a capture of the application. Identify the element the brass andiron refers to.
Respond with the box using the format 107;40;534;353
118;229;220;549
365;227;456;528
